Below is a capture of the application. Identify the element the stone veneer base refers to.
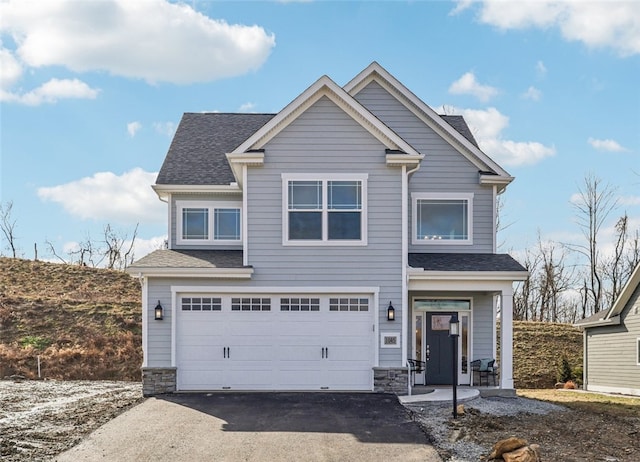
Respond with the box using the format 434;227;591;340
142;367;177;396
373;367;409;395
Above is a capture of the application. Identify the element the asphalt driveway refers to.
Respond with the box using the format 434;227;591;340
53;392;441;462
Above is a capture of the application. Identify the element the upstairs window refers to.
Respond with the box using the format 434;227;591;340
412;193;473;245
177;201;241;244
283;174;367;245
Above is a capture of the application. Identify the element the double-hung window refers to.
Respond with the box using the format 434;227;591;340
412;193;473;245
177;201;241;244
283;174;367;245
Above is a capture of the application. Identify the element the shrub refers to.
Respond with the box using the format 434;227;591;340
20;335;51;351
557;355;573;383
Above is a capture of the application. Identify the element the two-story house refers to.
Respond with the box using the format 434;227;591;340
127;62;528;396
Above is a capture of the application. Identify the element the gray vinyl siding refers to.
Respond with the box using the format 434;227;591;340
355;81;495;253
169;193;243;250
585;284;640;392
245;96;403;367
146;278;174;367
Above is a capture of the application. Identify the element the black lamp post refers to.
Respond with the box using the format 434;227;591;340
449;313;460;419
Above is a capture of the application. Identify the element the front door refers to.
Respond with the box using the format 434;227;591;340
425;313;455;385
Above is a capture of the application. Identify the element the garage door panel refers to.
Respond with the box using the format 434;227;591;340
176;293;373;391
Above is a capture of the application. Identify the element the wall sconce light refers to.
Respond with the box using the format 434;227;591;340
449;313;460;337
154;301;164;321
387;301;395;321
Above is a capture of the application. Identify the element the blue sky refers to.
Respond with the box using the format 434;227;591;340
1;0;638;263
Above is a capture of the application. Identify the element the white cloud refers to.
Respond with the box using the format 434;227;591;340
37;168;165;224
587;137;628;152
153;121;176;137
0;0;276;84
448;72;498;102
444;106;556;167
127;121;142;137
521;86;541;101
239;102;257;112
0;46;22;88
459;0;640;56
536;60;547;78
619;195;640;207
1;77;99;105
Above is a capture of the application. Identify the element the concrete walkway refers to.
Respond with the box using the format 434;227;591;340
398;387;480;404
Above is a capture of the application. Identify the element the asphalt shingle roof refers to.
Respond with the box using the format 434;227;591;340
128;249;246;269
440;115;479;148
156;113;481;186
408;253;526;272
156;113;276;185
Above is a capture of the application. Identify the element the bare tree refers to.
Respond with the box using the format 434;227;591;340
567;174;618;316
101;223;138;270
0;201;18;258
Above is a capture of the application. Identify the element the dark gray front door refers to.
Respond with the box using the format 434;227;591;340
425;312;454;385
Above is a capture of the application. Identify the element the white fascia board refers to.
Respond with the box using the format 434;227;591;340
225;151;265;187
345;62;512;181
171;285;380;295
386;153;424;167
152;184;242;200
126;267;254;279
480;174;514;194
574;316;621;330
408;268;529;281
606;262;640;320
231;75;420;158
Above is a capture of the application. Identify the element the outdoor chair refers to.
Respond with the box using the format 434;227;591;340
471;358;497;386
407;359;426;386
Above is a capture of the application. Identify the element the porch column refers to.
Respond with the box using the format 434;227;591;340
500;288;514;389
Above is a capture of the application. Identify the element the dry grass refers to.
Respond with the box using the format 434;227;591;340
518;389;640;418
0;257;142;381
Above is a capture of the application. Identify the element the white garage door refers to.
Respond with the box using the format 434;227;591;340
176;294;374;391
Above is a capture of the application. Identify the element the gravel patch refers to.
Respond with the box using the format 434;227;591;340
0;379;143;461
404;396;565;461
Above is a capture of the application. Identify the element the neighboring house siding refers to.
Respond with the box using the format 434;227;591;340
354;81;494;253
245;96;404;367
586;284;640;392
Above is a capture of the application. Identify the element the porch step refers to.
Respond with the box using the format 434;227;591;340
399;387;480;404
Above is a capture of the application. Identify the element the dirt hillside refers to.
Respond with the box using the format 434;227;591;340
0;257;583;386
0;257;142;380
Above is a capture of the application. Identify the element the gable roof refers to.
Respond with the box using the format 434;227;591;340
156;113;275;186
344;62;513;189
230;74;422;157
441;115;479;148
575;262;640;329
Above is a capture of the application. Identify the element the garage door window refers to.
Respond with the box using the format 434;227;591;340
181;297;222;311
329;298;369;312
231;297;271;311
280;298;320;311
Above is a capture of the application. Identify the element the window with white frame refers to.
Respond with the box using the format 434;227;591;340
283;174;367;245
412;193;473;244
177;201;241;244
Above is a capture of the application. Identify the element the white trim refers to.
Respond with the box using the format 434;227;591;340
172;285;380;295
232;76;421;158
175;200;242;246
167;193;173;249
343;62;513;184
373;290;380;367
171;291;176;367
153;184;242;201
637;337;640;366
408;269;529;283
140;275;148;367
225;151;264;188
401;165;409;367
411;192;474;246
281;173;368;246
586;384;640;397
606;262;640;320
492;185;497;253
380;332;400;348
130;268;254;279
242;165;249;266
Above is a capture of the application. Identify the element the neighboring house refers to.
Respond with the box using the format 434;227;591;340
127;62;528;396
575;262;640;396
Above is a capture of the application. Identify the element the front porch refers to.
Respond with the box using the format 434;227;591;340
402;385;517;404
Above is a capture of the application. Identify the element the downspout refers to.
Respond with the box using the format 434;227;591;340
402;163;421;369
